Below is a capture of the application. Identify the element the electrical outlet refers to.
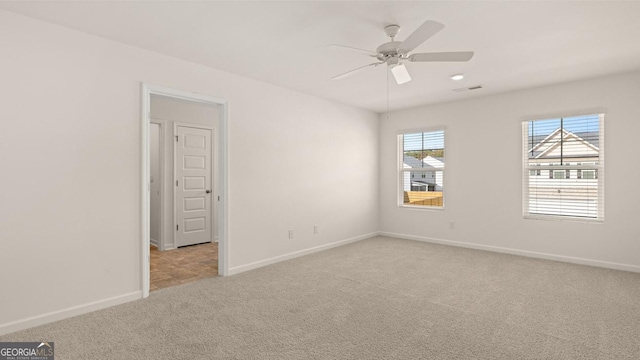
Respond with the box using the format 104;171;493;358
313;225;319;234
288;229;294;239
449;221;455;230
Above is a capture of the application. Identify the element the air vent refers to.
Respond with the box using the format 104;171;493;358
453;85;483;93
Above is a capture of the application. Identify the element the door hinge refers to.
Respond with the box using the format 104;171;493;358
218;196;220;201
175;135;179;142
176;180;178;187
176;224;179;231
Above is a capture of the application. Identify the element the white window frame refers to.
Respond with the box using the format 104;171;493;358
582;169;596;179
522;114;604;222
397;127;445;210
553;170;566;179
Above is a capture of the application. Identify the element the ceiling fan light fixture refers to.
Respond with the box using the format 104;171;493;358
390;63;411;84
329;19;473;83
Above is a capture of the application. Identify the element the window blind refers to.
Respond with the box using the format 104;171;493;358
522;114;604;220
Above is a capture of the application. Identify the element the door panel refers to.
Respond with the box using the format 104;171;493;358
184;197;205;211
184;156;205;169
176;126;212;247
184;177;205;190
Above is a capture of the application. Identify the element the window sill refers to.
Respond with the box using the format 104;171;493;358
523;214;603;223
399;205;445;212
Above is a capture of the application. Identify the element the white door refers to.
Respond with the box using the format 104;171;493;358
176;125;212;247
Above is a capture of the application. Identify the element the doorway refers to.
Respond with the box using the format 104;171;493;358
141;84;228;297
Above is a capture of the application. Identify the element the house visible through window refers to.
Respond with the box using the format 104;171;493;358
523;114;604;220
399;129;445;207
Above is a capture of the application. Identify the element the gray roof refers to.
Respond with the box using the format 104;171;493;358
527;129;599;157
403;155;437;169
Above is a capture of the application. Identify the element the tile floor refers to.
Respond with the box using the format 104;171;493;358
150;242;218;291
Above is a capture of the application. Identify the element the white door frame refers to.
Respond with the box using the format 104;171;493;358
149;120;166;251
141;83;229;298
173;122;215;248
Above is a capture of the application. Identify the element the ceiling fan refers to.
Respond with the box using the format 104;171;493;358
330;20;474;85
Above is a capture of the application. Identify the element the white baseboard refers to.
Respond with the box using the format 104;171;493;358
228;232;379;275
379;231;640;273
150;238;159;248
0;291;142;336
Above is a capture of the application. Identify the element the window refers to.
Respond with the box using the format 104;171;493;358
583;170;596;179
529;165;542;176
399;129;445;208
523;114;604;220
553;170;565;179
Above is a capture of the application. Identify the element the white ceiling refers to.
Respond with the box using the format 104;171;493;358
2;1;640;113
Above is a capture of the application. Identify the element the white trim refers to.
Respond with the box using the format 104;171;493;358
218;102;229;276
228;232;378;275
145;84;227;105
524;214;604;223
534;131;599;157
149;120;166;250
150;238;159;248
398;205;445;211
379;232;640;273
0;291;142;336
141;83;230;299
597;113;605;220
141;85;151;298
173;122;214;131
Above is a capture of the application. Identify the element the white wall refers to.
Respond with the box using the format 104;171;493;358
149;123;161;245
150;95;220;250
0;10;379;333
380;71;640;270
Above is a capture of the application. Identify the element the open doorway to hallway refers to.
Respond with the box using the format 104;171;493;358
149;104;219;290
142;84;228;296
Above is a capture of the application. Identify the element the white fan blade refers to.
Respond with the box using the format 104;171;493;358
400;20;445;52
332;62;381;80
327;44;378;57
390;64;411;85
409;51;474;62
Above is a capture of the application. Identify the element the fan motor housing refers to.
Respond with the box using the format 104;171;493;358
376;41;406;60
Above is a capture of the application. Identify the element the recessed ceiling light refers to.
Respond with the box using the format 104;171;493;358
450;73;465;81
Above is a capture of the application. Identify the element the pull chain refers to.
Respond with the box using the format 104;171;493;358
386;66;389;121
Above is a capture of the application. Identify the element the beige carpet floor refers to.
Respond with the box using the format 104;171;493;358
2;236;640;359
